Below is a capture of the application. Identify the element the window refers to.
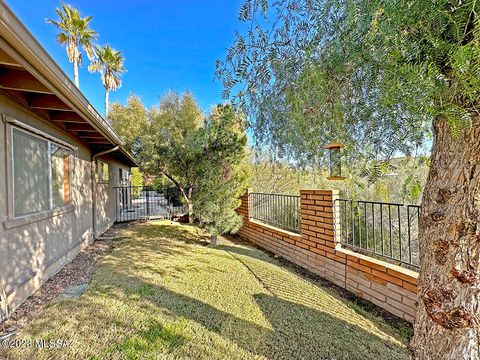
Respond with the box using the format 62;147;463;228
12;128;72;217
119;168;129;186
97;160;109;182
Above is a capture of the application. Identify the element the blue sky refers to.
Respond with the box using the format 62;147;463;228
6;0;244;116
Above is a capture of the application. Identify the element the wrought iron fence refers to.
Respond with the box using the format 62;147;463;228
335;199;420;269
248;192;300;233
114;186;186;222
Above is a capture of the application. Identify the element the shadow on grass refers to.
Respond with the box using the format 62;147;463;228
9;222;408;360
95;267;407;360
218;241;413;342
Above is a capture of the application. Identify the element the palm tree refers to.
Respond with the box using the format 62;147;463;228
47;3;97;88
88;45;126;116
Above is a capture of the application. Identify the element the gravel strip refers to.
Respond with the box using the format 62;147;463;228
0;227;122;332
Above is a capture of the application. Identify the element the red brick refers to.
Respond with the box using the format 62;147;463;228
365;272;387;286
310;247;326;256
387;268;418;285
302;229;317;237
372;269;403;286
301;239;317;247
359;259;387;273
296;241;310;250
326;252;346;264
402;281;417;293
348;260;372;274
302;219;316;226
346;254;359;263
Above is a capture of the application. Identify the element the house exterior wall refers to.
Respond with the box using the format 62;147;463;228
0;94;128;321
237;189;418;323
94;155;129;236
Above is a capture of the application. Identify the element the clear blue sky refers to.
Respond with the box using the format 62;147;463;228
6;0;244;116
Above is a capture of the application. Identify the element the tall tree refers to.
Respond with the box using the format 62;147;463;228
47;3;97;88
89;45;126;116
194;105;249;245
217;0;480;357
108;94;148;154
139;91;205;222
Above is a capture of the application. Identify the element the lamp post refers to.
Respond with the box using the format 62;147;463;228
325;142;346;180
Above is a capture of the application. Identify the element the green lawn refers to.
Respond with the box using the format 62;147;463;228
2;221;411;360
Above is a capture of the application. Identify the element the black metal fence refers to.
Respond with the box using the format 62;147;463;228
114;186;186;222
335;199;420;269
248;192;301;233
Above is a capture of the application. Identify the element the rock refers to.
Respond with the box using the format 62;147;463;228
56;284;88;300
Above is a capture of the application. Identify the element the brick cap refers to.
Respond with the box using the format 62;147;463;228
249;218;302;239
300;189;340;195
337;246;418;280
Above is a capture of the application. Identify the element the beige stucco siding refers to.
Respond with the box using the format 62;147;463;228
0;94;129;321
95;155;129;236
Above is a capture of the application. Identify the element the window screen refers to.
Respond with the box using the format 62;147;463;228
12;128;72;217
13;129;50;216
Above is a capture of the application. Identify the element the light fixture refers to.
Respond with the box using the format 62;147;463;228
325;142;346;180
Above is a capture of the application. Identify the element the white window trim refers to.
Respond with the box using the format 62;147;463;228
3;118;76;228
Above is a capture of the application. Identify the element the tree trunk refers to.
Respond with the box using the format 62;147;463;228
105;89;110;117
410;117;480;359
73;60;79;88
187;187;193;223
210;234;218;247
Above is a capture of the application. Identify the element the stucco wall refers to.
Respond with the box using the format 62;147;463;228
95;155;129;236
0;94;128;321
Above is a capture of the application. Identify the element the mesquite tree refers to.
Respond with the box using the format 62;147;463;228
139;91;205;223
216;0;480;357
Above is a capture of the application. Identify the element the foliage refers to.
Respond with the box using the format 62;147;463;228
193;105;249;240
47;3;97;86
109;95;148;154
111;92;250;233
216;0;480;166
151;177;184;206
130;167;144;188
89;44;126;115
89;45;126;92
139;91;205;219
249;152;428;204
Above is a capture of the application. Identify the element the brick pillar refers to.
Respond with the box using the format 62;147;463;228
236;190;250;239
299;189;346;286
299;190;340;251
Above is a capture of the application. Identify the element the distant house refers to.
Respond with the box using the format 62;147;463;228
0;3;137;321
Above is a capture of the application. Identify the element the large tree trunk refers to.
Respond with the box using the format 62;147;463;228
410;117;480;359
73;60;79;88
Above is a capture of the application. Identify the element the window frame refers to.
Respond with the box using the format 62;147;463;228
97;159;109;183
4;118;76;226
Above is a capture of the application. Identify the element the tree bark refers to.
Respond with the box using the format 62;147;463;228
73;60;79;88
187;187;193;223
161;172;194;223
410;117;480;359
210;234;218;247
105;89;110;117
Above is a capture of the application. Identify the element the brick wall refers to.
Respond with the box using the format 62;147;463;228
237;190;418;322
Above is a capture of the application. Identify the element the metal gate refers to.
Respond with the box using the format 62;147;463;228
114;186;186;222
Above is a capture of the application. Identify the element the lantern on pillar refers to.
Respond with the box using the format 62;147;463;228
325;142;345;180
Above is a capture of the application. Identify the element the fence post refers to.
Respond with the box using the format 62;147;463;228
299;189;345;287
299;189;340;249
236;189;250;239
